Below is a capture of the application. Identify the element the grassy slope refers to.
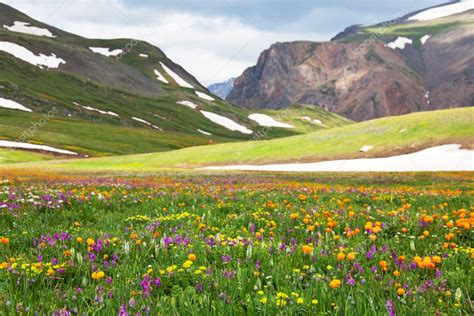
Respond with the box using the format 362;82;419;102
1;8;336;158
10;107;473;171
0;41;328;157
0;148;52;164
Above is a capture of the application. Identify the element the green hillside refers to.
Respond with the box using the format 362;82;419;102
8;107;472;171
0;3;340;158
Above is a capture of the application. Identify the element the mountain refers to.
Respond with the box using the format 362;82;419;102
227;1;474;121
0;3;323;157
208;78;235;99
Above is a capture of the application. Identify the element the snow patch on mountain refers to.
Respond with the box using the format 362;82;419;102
302;116;323;125
0;140;77;155
132;117;162;131
89;47;123;57
195;91;215;101
359;145;374;153
408;1;473;21
159;62;193;88
177;101;198;109
73;102;119;117
0;41;65;68
248;114;294;128
203;145;474;172
420;35;431;45
197;129;212;136
0;97;32;112
200;111;252;134
154;69;169;84
386;37;412;50
3;21;55;37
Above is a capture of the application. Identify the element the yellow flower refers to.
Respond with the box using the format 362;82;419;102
86;238;95;246
296;298;304;304
312;299;319;305
92;270;105;280
183;260;193;269
260;297;267;304
276;299;287;307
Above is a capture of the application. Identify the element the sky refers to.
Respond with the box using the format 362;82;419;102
2;0;449;85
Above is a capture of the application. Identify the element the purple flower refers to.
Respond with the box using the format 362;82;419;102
386;300;396;316
154;277;161;287
196;282;203;293
222;255;231;263
118;304;128;316
140;276;152;298
346;275;356;286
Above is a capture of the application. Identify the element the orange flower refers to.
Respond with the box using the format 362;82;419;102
393;270;400;277
188;253;197;261
64;250;71;257
76;237;83;243
0;237;9;245
397;288;405;296
290;213;299;220
86;238;95;246
329;279;341;289
301;245;313;255
337;253;346;261
347;252;356;261
380;260;388;271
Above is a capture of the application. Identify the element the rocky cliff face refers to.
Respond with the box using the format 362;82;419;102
228;7;474;121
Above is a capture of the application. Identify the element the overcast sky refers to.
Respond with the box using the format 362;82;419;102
2;0;449;85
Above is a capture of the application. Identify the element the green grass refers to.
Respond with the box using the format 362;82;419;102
9;107;473;171
0;148;52;164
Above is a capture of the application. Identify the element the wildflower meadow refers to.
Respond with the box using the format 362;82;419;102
0;172;472;315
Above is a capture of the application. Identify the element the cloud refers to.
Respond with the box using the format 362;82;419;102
2;0;447;85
